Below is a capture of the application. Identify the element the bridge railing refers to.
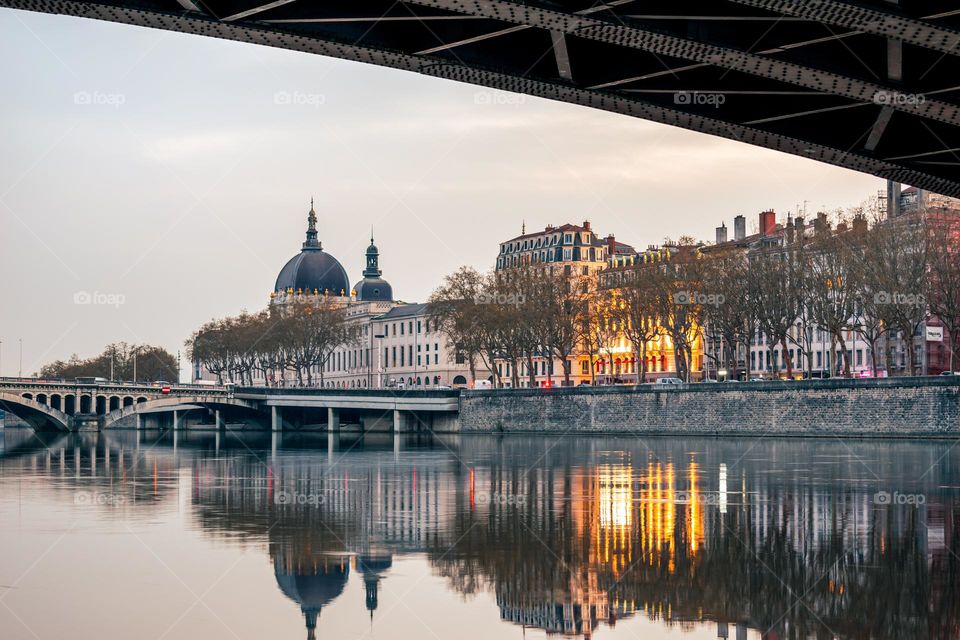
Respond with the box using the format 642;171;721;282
235;386;460;398
0;378;231;395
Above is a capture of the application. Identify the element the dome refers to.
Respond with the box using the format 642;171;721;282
275;200;350;296
275;556;350;640
353;231;393;302
276;251;350;296
353;277;392;302
274;561;349;611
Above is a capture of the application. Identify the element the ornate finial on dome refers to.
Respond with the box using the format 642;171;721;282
522;220;526;235
370;225;374;245
303;199;321;250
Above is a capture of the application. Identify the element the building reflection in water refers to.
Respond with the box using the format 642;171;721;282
2;429;959;639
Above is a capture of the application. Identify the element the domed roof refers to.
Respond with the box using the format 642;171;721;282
274;561;349;610
277;251;350;296
353;277;392;302
275;556;350;639
275;200;350;296
353;231;393;302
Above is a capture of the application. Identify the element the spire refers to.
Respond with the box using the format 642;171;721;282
522;220;526;235
363;230;381;278
303;198;321;250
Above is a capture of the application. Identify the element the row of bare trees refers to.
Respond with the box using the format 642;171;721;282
186;300;357;386
429;209;960;385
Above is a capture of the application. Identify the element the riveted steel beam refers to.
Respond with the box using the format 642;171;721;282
1;0;958;195
407;0;960;126
730;0;960;56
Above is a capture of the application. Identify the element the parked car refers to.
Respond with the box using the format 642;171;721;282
940;371;959;376
656;377;684;385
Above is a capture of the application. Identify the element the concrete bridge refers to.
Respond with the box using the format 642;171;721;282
0;379;237;431
0;379;461;433
235;387;461;433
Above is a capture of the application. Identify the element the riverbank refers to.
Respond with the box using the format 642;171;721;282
459;376;960;437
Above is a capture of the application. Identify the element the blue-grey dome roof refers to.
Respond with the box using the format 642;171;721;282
353;277;393;302
276;250;350;296
274;561;349;610
275;200;351;296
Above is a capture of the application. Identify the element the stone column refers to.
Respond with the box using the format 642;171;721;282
393;409;401;433
135;413;142;431
327;407;339;432
271;406;281;432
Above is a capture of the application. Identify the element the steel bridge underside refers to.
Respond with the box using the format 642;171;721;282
3;0;960;195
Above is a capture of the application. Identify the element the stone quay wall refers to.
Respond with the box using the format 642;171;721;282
457;377;960;437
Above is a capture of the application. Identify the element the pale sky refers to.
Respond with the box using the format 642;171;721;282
0;9;883;380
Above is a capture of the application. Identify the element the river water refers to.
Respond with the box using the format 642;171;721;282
0;427;957;640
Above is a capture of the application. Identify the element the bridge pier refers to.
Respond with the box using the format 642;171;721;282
327;408;339;432
214;409;224;431
271;406;281;432
393;409;401;433
172;410;180;430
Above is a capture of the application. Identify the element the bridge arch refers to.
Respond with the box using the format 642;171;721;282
0;392;70;432
50;394;62;410
101;395;263;429
79;395;92;414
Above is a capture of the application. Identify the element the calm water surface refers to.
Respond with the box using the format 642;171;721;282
0;427;958;640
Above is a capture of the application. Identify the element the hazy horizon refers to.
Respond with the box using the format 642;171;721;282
0;8;884;380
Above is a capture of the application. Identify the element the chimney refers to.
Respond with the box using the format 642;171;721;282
760;210;776;236
852;214;867;233
814;211;830;235
606;234;616;255
715;223;728;244
583;220;591;231
733;215;746;240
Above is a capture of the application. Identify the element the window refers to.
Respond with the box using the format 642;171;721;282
417;320;422;333
400;323;405;335
455;352;465;364
434;354;438;365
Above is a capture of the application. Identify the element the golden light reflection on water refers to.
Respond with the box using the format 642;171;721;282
0;430;958;640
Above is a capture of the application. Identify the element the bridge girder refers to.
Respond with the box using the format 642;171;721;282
2;0;959;195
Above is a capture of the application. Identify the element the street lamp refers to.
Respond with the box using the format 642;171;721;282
374;330;386;389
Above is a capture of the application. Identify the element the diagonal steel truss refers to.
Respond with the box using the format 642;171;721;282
3;0;959;195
